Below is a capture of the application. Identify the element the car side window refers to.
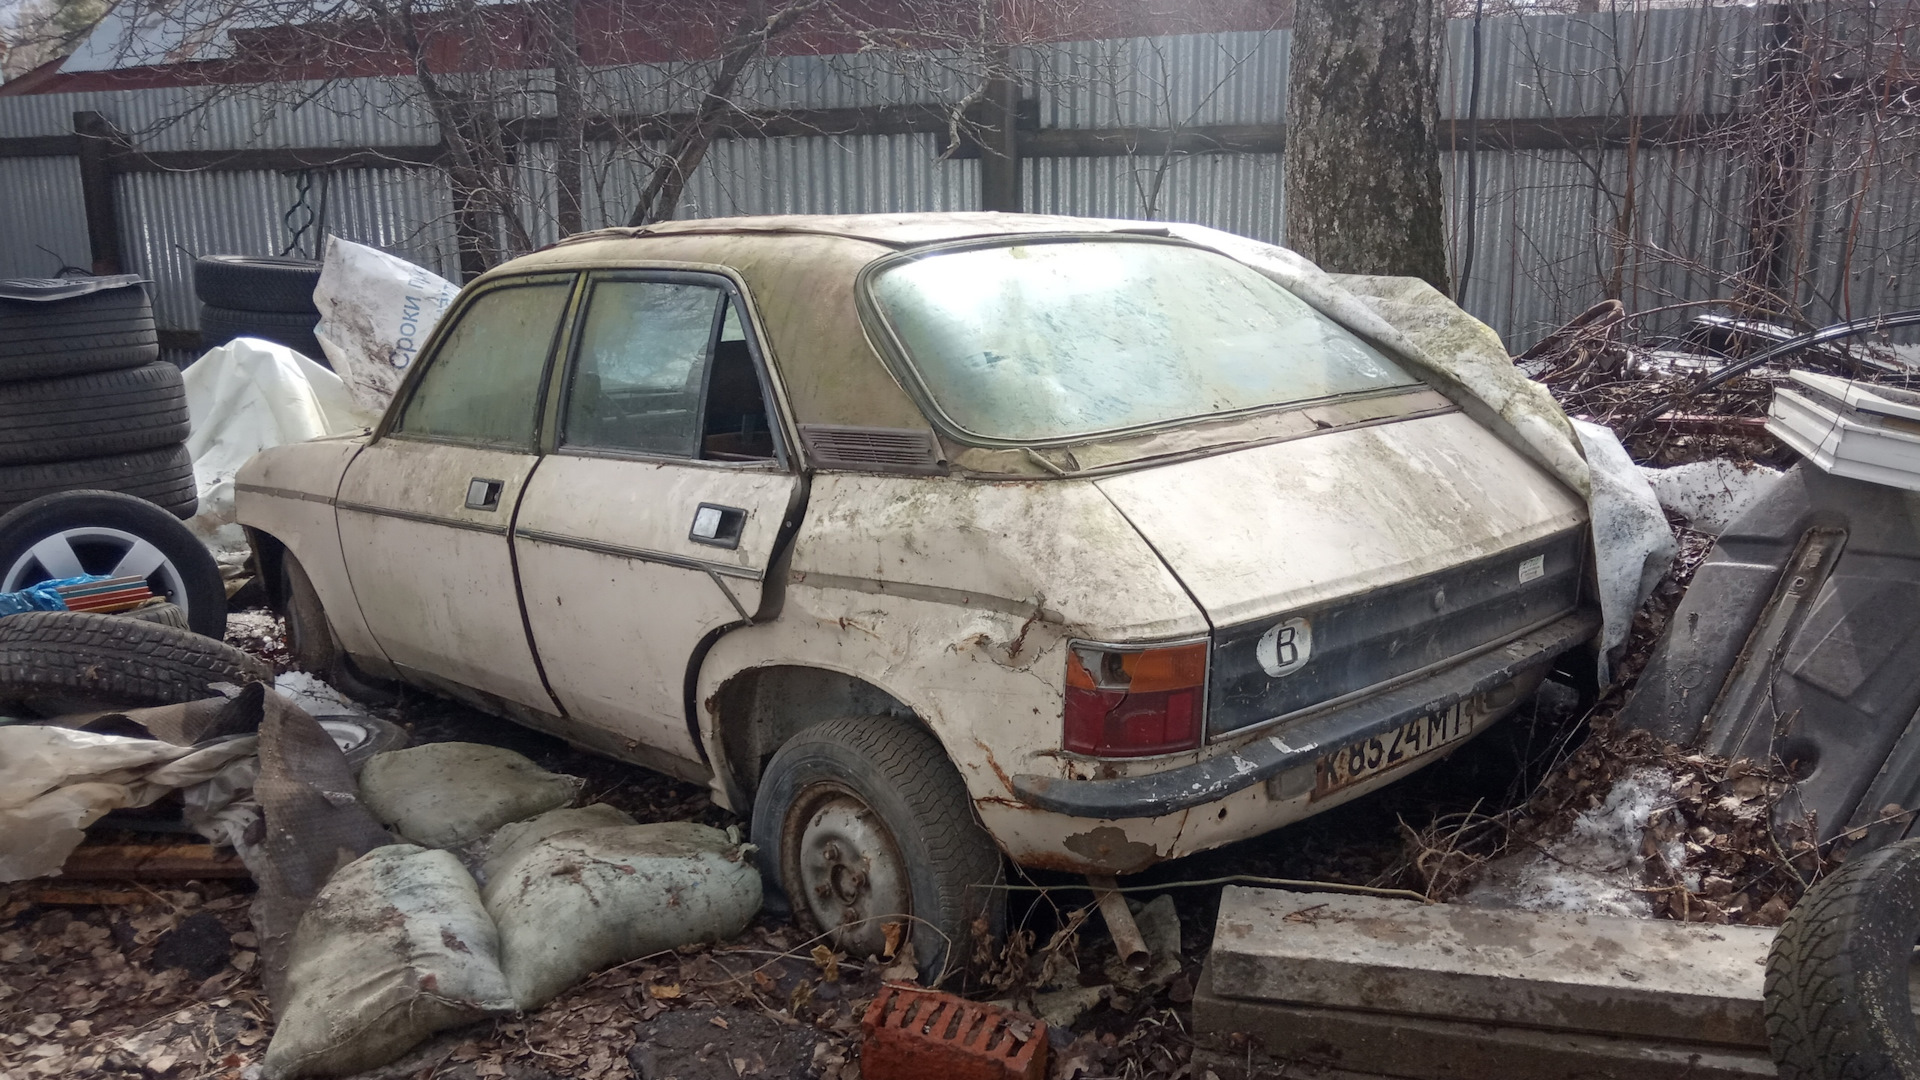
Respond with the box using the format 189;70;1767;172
563;279;775;461
394;281;572;449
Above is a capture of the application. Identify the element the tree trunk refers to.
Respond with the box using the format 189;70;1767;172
547;0;586;237
1285;0;1451;294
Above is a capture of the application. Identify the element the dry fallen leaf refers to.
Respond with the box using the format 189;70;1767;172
647;983;684;1000
810;945;840;983
880;922;904;960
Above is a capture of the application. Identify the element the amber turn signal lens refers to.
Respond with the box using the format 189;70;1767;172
1064;642;1207;757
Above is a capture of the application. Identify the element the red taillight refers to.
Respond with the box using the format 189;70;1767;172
1063;642;1207;757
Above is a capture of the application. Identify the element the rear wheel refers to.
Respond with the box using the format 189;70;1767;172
751;716;1005;984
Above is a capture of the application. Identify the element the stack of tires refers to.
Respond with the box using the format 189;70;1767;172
0;278;197;520
196;255;326;363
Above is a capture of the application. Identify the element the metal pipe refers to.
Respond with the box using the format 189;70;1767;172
1089;874;1150;973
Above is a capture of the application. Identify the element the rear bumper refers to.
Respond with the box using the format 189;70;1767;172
1009;609;1601;820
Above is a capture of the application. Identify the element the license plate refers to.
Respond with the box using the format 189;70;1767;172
1312;703;1474;800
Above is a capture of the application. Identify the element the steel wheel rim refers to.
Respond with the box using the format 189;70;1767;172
2;527;191;619
318;719;371;755
785;782;911;958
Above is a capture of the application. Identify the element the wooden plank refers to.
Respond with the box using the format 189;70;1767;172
60;842;251;880
0;134;82;158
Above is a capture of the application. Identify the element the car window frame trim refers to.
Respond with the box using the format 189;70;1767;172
549;268;795;472
373;271;585;452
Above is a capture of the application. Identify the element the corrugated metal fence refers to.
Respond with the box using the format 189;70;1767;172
2;5;1912;351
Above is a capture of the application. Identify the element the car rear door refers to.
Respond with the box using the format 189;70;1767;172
334;273;577;713
513;272;800;768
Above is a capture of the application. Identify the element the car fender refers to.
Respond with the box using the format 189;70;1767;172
235;436;391;672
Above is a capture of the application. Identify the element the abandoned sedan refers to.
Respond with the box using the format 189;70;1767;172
236;213;1598;973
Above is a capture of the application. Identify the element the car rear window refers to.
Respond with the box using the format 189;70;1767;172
867;239;1420;443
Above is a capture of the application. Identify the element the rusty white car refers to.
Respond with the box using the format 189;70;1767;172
237;213;1598;974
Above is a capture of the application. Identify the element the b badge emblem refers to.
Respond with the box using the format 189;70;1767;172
1257;617;1312;677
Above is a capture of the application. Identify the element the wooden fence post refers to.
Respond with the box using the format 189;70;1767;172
73;111;125;276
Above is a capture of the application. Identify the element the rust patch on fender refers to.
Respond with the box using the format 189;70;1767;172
1062;826;1159;874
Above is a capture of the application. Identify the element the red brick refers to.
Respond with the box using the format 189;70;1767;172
860;984;1047;1080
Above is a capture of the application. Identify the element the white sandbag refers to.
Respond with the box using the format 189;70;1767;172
483;823;761;1010
262;845;514;1080
478;803;636;883
357;743;581;849
313;236;460;414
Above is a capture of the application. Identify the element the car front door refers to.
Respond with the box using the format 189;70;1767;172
335;273;576;714
512;273;801;772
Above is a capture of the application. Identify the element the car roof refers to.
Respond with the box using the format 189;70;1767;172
548;211;1167;251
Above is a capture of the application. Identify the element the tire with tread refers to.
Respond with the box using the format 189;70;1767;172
280;551;394;705
193;255;322;313
751;715;1005;983
118;603;190;630
0;610;269;713
0;287;158;382
0;361;189;464
0;444;197;519
199;304;322;363
1765;837;1920;1080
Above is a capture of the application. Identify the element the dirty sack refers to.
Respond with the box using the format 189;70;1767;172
475;802;636;882
261;844;515;1080
1165;224;1674;683
357;742;582;849
312;236;459;414
0;724;258;881
183;337;378;578
481;821;762;1010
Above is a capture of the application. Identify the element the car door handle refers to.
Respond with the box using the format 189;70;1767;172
465;477;505;511
689;503;746;548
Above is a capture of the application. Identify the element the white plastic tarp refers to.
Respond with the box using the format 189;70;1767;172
0;725;259;882
182;338;378;574
1165;224;1675;682
314;236;460;414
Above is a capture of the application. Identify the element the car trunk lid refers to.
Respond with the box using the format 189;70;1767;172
1093;411;1588;735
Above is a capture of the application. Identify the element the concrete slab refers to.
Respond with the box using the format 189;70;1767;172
1208;887;1774;1048
1192;964;1776;1080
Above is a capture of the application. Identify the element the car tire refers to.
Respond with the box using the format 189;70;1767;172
0;361;189;465
281;551;395;705
118;602;190;630
0;491;225;638
0;444;197;520
199;304;323;363
0;610;270;714
192;255;322;313
1765;838;1920;1080
751;715;1005;984
0;287;159;383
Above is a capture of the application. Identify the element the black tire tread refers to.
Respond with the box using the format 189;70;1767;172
193;256;321;313
1764;839;1920;1080
0;288;158;382
0;445;197;520
0;610;269;710
0;362;189;464
757;715;1004;981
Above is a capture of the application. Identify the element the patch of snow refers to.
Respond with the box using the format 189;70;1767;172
273;670;364;718
1641;458;1783;534
1462;766;1689;919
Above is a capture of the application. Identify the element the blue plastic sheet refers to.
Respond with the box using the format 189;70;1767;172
0;575;106;618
